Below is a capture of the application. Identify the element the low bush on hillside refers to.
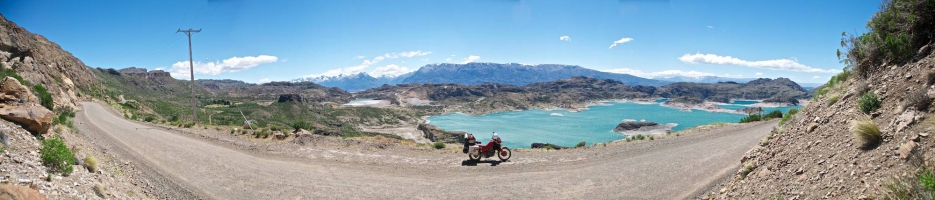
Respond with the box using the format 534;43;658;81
433;142;445;149
739;114;762;123
740;110;783;123
904;89;932;111
32;84;54;111
779;108;799;126
40;138;76;175
576;141;586;148
885;167;935;199
838;0;935;78
83;155;98;172
292;120;311;132
851;120;882;150
763;110;783;119
858;92;882;114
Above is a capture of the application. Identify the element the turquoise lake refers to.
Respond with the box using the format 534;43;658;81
426;101;799;149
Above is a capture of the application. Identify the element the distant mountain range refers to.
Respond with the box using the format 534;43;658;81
292;62;813;92
652;76;755;84
294;63;673;91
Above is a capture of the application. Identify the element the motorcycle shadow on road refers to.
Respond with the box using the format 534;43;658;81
461;160;504;167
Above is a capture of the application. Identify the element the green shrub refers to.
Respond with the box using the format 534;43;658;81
433;142;445;149
851;120;882;150
858;92;882;114
905;90;932;111
83;155;98;172
885;167;935;199
779;108;799;126
544;145;554;150
839;0;935;78
649;135;654;140
763;110;783;120
576;141;586;148
32;84;54;111
40;138;76;175
292;120;310;132
739;113;763;123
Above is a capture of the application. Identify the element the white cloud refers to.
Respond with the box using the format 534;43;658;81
370;64;416;77
460;55;480;64
384;50;432;58
678;53;839;73
258;78;271;84
608;37;634;49
305;50;431;78
559;36;571;41
812;76;821;79
755;72;763;76
422;58;429;61
707;25;714;29
281;58;288;63
168;55;278;79
603;68;716;79
354;55;365;59
445;57;453;62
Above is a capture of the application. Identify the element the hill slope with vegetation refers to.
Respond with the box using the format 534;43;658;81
704;0;935;198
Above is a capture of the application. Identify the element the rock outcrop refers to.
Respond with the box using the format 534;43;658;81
418;123;467;143
530;143;570;150
0;14;99;108
0;77;53;135
613;121;673;134
613;121;659;132
0;105;53;135
737;107;764;114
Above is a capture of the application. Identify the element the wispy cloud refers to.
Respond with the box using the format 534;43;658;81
370;64;416;77
168;55;278;79
812;76;821;79
258;78;271;84
678;53;839;73
608;37;634;49
306;50;431;78
460;55;481;64
559;36;571;41
755;72;763;76
354;55;365;59
603;68;716;78
707;25;714;29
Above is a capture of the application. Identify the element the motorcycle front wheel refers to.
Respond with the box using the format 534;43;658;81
469;153;481;161
498;147;511;161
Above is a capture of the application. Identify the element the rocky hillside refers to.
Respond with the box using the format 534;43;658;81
358;76;805;114
0;14;97;108
656;78;807;104
357;76;658;114
704;0;935;198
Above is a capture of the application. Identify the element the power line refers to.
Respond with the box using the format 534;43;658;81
177;28;201;124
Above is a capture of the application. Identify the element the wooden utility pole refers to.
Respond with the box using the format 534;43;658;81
177;28;201;123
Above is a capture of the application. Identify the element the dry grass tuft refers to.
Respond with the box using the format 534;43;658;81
851;120;882;150
83;155;98;172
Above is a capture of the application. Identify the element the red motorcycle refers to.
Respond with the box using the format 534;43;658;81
463;133;511;161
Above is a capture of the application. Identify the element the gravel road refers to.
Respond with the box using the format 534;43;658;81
76;102;775;199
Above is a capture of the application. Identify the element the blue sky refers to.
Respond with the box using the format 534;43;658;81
1;0;880;84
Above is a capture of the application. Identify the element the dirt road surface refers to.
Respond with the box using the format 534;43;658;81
76;102;774;199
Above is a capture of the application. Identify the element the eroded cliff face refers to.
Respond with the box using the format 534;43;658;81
0;14;99;109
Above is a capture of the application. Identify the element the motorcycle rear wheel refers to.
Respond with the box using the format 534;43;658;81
469;153;481;161
498;147;511;161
